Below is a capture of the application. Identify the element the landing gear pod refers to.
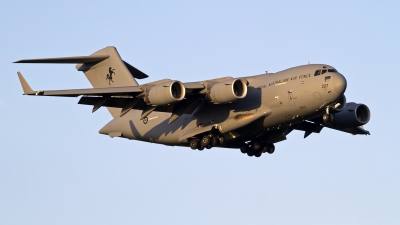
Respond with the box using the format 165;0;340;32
206;78;247;104
147;81;185;106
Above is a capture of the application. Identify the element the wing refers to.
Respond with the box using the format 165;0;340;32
17;72;143;97
17;72;206;118
324;124;370;135
293;118;370;138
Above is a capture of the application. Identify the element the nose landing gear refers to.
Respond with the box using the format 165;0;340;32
322;106;335;123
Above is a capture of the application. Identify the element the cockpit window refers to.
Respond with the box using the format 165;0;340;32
321;69;327;74
328;69;337;73
314;69;321;76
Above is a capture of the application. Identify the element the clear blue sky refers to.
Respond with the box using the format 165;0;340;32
1;0;399;224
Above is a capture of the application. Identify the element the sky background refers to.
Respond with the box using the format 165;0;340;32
1;0;399;224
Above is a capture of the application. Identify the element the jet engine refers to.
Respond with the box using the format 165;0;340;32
147;81;185;105
331;103;370;127
206;78;247;104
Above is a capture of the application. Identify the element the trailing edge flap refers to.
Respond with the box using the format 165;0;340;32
14;55;109;64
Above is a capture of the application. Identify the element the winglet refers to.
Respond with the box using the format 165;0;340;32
17;72;35;95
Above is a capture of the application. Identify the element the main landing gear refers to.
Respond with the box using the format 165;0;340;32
189;134;225;151
240;142;275;158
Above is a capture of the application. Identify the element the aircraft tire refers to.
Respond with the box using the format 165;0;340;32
322;113;330;123
247;149;254;157
254;151;262;157
267;144;275;154
211;136;218;147
262;146;268;153
206;144;212;149
217;136;225;146
198;141;205;151
253;142;262;150
189;139;198;150
240;145;248;154
201;135;210;146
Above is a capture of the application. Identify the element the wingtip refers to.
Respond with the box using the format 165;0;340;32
17;72;35;95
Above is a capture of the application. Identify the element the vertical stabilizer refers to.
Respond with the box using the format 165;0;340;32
76;47;142;118
76;46;139;88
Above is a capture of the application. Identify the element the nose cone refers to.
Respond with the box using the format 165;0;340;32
333;73;347;95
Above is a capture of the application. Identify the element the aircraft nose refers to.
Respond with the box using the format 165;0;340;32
333;73;347;95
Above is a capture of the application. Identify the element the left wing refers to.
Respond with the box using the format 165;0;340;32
18;72;143;97
17;72;206;118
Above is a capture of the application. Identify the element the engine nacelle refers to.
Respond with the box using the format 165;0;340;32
331;103;371;127
333;95;346;112
206;78;247;104
147;81;185;106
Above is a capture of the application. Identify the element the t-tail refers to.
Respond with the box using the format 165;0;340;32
14;46;149;118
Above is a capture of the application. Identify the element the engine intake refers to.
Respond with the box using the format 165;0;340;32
147;81;185;106
206;79;247;104
331;103;370;127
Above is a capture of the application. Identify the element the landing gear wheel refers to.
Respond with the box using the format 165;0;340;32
247;149;254;157
217;135;225;146
206;144;212;149
240;145;248;154
262;146;268;153
254;151;262;157
189;139;198;150
322;113;330;123
253;142;262;151
198;141;205;151
211;136;218;147
267;144;275;154
322;113;334;123
201;135;210;146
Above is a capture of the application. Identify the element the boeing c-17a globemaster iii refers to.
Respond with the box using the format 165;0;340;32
15;46;371;157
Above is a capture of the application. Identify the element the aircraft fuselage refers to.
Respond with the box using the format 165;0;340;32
99;64;347;147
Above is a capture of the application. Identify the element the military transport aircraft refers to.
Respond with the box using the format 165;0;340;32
15;46;371;157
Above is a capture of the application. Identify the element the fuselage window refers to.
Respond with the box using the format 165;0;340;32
328;69;337;73
314;69;321;76
321;69;327;74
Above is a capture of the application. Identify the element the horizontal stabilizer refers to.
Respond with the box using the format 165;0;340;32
14;55;109;64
